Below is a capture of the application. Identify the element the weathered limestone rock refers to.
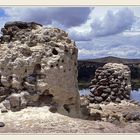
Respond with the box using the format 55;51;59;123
88;63;131;103
0;21;80;117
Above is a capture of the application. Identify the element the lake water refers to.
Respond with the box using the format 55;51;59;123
79;88;140;102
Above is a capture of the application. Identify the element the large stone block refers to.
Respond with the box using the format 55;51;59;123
0;21;80;117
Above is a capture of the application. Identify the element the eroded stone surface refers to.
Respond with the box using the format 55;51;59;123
0;21;80;117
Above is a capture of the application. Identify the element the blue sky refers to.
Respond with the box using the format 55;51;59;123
0;7;140;59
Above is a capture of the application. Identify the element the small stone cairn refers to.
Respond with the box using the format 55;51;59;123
88;63;131;103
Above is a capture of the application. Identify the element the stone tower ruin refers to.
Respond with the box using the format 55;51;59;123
88;63;131;103
0;21;80;117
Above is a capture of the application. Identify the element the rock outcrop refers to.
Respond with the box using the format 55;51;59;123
0;21;80;117
88;63;131;103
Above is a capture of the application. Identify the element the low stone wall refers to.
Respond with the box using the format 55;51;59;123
88;63;131;103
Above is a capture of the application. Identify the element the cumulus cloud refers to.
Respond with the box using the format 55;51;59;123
3;7;91;28
77;33;140;59
131;17;140;31
68;26;92;41
91;8;135;37
69;8;135;41
68;17;93;41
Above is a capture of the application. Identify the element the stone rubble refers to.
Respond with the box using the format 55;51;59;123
0;21;80;117
80;95;140;123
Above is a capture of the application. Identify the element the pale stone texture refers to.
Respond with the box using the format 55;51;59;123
0;21;80;117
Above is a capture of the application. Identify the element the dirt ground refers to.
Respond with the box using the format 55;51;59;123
1;102;140;134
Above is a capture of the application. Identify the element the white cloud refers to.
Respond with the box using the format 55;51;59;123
77;33;140;59
68;21;92;41
69;8;135;41
91;8;134;36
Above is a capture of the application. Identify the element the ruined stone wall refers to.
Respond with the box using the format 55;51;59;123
0;21;80;117
88;63;131;103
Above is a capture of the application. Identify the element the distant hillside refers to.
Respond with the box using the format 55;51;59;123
79;56;140;64
78;56;140;83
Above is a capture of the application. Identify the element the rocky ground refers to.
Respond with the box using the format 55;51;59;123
1;100;140;133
